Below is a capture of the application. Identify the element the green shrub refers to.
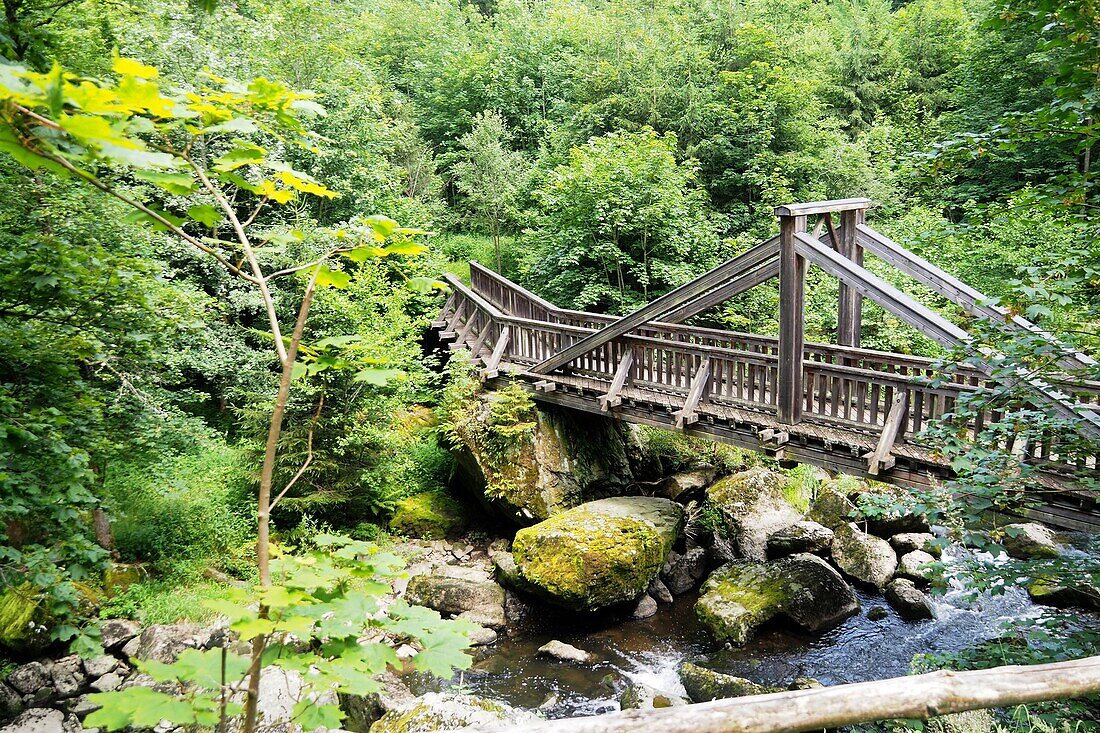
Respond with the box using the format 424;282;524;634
97;581;241;625
633;425;753;477
389;491;469;540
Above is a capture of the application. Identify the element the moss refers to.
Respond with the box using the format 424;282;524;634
679;662;778;702
0;584;42;650
389;491;469;540
694;562;788;644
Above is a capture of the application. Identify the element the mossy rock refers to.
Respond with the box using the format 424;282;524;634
370;691;539;732
831;522;897;590
511;497;682;611
389;492;469;540
0;584;48;653
1028;577;1100;611
695;553;858;645
679;662;779;702
705;467;805;560
806;484;861;530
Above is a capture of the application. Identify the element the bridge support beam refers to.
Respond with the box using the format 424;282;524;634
837;208;866;347
777;213;807;425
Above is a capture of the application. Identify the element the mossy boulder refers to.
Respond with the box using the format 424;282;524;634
806;484;861;530
831;522;897;590
1027;578;1100;611
388;492;469;540
451;393;634;524
509;497;682;611
999;522;1060;560
695;553;858;645
0;584;48;653
706;467;805;561
679;662;780;702
369;692;539;732
405;566;507;628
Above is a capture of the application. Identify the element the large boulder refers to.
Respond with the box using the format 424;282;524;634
806;484;860;530
340;671;415;733
679;663;779;702
619;682;688;709
706;467;804;561
844;481;930;536
451;394;634;524
509;497;682;611
121;623;225;663
1;708;81;733
249;667;338;733
896;550;937;584
369;692;539;733
890;533;941;558
405;566;506;629
885;578;935;621
831;522;897;590
661;548;708;595
388;492;469;540
766;521;833;558
1027;579;1100;612
1000;523;1060;560
695;553;859;645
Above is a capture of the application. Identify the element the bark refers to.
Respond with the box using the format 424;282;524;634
493;656;1100;733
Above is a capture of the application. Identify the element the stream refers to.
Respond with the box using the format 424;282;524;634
415;533;1099;719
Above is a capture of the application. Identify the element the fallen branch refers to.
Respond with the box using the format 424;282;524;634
487;656;1100;733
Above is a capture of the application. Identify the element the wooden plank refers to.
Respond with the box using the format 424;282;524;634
529;237;781;374
778;215;807;424
599;350;635;411
480;326;511;380
774;197;873;217
467;320;493;359
674;357;711;427
865;392;908;475
837;211;864;347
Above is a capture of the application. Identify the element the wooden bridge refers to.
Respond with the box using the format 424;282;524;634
433;199;1100;530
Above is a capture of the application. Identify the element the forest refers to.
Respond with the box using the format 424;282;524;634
0;0;1097;730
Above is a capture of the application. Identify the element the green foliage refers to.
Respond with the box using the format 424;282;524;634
389;491;469;540
631;425;753;478
97;581;240;626
88;534;472;731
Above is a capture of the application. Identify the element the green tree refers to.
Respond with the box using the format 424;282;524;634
452;109;528;270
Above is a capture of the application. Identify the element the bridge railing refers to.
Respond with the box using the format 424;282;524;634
455;269;1099;473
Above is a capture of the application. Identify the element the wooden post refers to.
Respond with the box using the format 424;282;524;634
778;213;806;425
837;208;865;347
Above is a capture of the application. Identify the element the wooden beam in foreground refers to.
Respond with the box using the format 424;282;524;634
491;656;1100;733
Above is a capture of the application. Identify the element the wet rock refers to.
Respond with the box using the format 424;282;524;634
510;497;682;611
648;577;674;605
370;692;540;732
341;671;414;733
451;395;635;524
659;468;717;501
1027;579;1100;611
788;677;824;690
695;553;859;645
766;521;833;558
2;708;81;733
7;663;48;696
619;682;688;709
806;484;860;530
1000;523;1060;560
832;522;897;590
405;566;507;629
631;595;658;620
467;626;498;646
537;640;594;664
679;662;779;702
0;682;22;719
885;578;935;620
890;533;941;558
661;547;707;595
867;606;889;621
49;655;85;698
706;467;804;561
389;492;469;540
99;618;141;652
896;550;937;584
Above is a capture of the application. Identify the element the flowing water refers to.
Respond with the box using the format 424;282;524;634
414;534;1099;719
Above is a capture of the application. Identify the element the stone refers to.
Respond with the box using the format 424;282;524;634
370;692;540;732
695;553;859;645
831;522;897;590
867;606;889;621
104;562;148;595
619;682;688;709
897;550;937;584
890;532;941;557
90;672;124;693
388;492;469;540
705;467;804;561
82;655;118;679
537;640;594;664
510;497;682;611
340;671;414;733
467;626;499;646
68;694;100;718
788;677;824;690
7;663;47;696
1000;523;1060;560
1;708;81;733
1027;579;1100;612
648;577;674;605
662;547;707;595
806;484;860;530
49;655;85;698
247;667;338;733
97;616;140;651
451;394;635;524
885;578;935;620
631;594;658;620
659;468;717;500
766;521;833;558
0;682;22;719
835;479;930;537
405;566;507;629
127;623;219;664
679;662;779;703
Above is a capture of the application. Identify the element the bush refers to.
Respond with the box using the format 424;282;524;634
632;426;753;477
